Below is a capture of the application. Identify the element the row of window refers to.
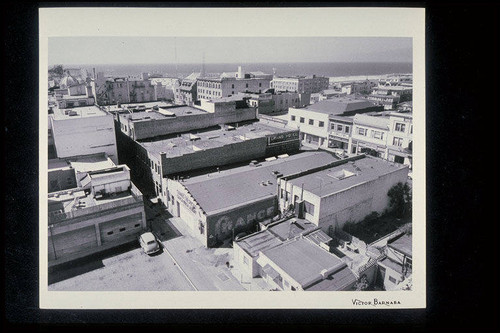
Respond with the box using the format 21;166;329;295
199;81;221;89
106;223;142;236
290;115;324;127
330;123;350;134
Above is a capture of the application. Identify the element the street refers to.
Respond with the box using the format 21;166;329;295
48;201;247;291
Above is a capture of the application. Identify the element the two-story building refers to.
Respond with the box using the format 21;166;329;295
287;98;383;149
351;114;391;158
277;154;409;233
48;154;146;267
271;75;329;94
386;112;413;167
197;67;272;101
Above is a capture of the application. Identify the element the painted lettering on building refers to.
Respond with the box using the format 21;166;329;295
214;206;275;238
177;191;197;214
267;132;299;145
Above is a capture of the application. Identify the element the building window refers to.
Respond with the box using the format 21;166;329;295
291;115;296;121
299;117;305;123
259;83;262;87
119;227;126;232
107;231;114;235
330;124;335;130
134;223;141;228
319;121;325;127
345;126;350;133
304;200;315;215
243;256;249;265
395;123;406;132
393;137;403;147
372;131;384;140
388;276;397;284
358;128;367;136
337;124;343;131
246;83;249;88
309;119;314;125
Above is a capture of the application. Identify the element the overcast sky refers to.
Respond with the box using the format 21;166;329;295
48;37;412;65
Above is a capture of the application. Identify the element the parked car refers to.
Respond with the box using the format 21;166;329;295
139;232;161;255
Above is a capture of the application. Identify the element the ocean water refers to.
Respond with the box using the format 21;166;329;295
73;62;412;79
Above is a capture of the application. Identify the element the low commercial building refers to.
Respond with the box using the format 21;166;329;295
232;89;309;115
288;97;382;149
328;115;354;153
271;75;329;94
164;151;339;247
373;84;413;102
351;114;391;158
377;232;412;290
339;79;378;95
234;218;357;291
114;99;257;141
386;112;413;167
366;93;401;110
49;105;118;164
47;154;147;267
277;155;409;233
196;66;272;100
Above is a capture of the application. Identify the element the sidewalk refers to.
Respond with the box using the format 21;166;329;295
160;217;246;291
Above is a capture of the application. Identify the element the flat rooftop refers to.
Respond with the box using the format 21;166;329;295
293;98;378;115
260;237;346;288
51;105;107;120
304;265;357;291
287;155;408;197
48;188;134;216
236;230;284;258
267;218;318;241
48;154;115;172
140;121;296;158
353;114;390;129
181;151;338;215
388;233;412;257
108;101;174;112
119;105;207;122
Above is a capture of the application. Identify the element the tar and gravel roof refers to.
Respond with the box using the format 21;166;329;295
180;151;338;215
140;121;296;158
287;155;408;197
51;105;108;120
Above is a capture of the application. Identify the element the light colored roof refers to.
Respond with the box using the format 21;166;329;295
140;122;298;158
304;265;357;291
353;114;390;130
69;154;116;173
267;218;318;241
298;98;378;115
51;105;107;120
388;233;412;257
260;237;345;288
181;151;338;214
236;230;283;257
287;155;408;197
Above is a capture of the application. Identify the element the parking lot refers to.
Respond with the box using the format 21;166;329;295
48;201;248;291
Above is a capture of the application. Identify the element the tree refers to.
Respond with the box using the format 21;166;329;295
387;182;412;218
355;274;370;291
49;64;64;76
